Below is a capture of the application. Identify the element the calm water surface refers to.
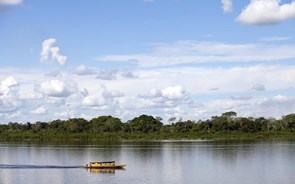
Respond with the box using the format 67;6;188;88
0;139;294;184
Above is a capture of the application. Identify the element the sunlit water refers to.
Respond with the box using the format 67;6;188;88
0;139;294;184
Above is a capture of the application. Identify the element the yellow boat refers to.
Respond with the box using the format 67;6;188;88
85;161;126;169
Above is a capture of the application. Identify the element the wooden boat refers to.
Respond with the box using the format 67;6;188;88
84;161;126;169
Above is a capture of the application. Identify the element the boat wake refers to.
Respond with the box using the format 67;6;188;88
0;164;83;169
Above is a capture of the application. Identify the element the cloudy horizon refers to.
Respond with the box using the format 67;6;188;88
1;0;295;123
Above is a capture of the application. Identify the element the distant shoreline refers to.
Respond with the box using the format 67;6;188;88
0;131;294;142
1;113;294;142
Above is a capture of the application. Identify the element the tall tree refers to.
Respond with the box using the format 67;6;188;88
128;115;163;133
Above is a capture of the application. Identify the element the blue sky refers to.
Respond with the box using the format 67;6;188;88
1;0;295;123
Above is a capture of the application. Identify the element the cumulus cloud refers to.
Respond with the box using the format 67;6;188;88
140;86;190;101
121;71;138;79
35;79;77;98
82;95;106;107
139;85;191;109
82;85;123;107
195;94;295;120
53;110;78;120
31;106;47;115
251;84;266;91
72;65;137;80
95;69;137;80
96;41;295;67
162;85;190;100
74;65;96;76
1;64;295;123
221;0;233;13
237;0;295;25
0;76;21;113
40;38;67;65
96;70;118;80
133;65;295;95
0;76;18;96
257;95;295;117
0;0;22;5
120;85;194;120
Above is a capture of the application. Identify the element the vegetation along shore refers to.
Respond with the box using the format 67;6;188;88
0;112;294;141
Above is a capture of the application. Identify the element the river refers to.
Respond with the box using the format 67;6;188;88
0;139;294;184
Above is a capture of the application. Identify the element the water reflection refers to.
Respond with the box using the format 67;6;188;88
0;139;294;184
86;168;126;174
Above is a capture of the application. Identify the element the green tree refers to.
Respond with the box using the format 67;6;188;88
104;116;123;132
222;111;237;118
174;120;194;133
128;115;163;133
238;117;256;132
211;116;229;132
32;121;48;132
49;119;66;132
168;117;177;125
282;114;295;130
90;116;122;133
65;118;89;133
8;122;23;132
0;124;8;133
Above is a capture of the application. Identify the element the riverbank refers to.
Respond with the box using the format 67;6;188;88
0;131;294;142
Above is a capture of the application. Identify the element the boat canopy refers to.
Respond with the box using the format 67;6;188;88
90;161;115;164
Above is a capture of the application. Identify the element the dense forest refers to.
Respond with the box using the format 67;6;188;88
0;112;294;140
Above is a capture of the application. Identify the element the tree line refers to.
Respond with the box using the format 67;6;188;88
0;112;295;135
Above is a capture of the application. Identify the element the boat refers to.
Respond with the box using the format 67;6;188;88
84;161;126;169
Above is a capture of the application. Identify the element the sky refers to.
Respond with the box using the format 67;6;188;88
1;0;295;123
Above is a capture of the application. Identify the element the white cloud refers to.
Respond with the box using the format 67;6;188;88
121;71;138;79
162;85;190;100
140;86;188;101
259;36;292;42
237;0;295;25
95;69;138;80
82;85;123;107
0;76;21;113
0;0;22;5
96;41;295;67
0;76;18;96
194;94;295;120
73;65;137;80
144;0;154;3
138;85;191;110
40;38;67;65
251;84;265;91
133;65;295;95
0;63;295;123
82;95;106;107
0;110;22;122
31;106;47;115
221;0;233;13
73;65;96;76
53;110;78;120
35;79;77;98
96;70;118;80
